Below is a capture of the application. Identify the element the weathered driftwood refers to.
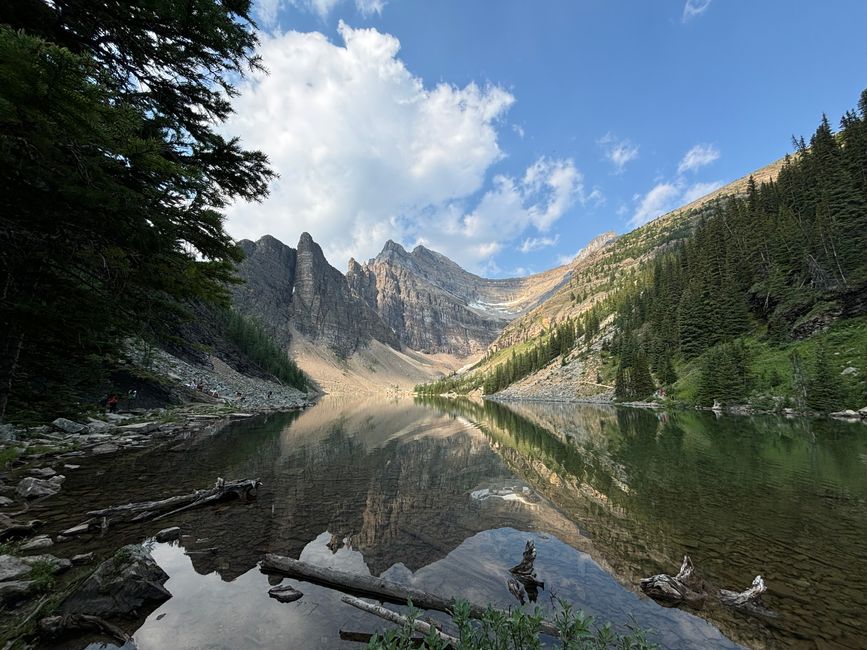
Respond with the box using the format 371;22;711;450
59;478;260;537
510;539;537;576
341;594;459;647
719;575;773;617
260;554;560;638
509;539;544;600
719;575;765;607
39;614;130;644
507;577;526;605
640;555;707;609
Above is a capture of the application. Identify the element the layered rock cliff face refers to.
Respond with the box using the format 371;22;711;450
346;241;572;356
233;233;398;358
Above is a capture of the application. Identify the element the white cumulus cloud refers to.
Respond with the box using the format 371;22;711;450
678;143;720;173
682;0;712;22
599;133;639;173
225;23;584;273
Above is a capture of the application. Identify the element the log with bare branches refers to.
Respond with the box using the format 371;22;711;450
260;554;560;638
341;594;459;646
59;478;261;537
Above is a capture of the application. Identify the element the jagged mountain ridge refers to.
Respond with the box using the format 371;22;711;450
234;232;575;361
233;233;399;359
347;240;573;356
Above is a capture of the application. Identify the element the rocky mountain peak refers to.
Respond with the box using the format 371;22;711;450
232;233;398;359
380;239;409;257
571;231;618;264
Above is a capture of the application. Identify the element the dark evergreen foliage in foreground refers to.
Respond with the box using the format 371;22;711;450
0;2;278;420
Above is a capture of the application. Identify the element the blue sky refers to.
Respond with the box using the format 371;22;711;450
225;0;867;276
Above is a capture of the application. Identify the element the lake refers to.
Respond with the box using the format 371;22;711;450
30;397;867;649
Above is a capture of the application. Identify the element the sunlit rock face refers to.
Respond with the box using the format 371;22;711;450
234;232;571;359
346;240;572;356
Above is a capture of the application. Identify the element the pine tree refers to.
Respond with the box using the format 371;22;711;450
0;3;274;419
805;345;845;412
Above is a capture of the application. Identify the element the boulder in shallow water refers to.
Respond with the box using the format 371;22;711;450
52;418;85;434
91;443;120;455
0;579;35;604
0;554;31;581
19;534;54;551
154;527;180;543
22;554;72;574
16;477;61;499
71;552;95;565
268;584;303;603
60;545;171;617
28;467;57;478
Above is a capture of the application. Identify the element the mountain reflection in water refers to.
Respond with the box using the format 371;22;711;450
32;396;864;649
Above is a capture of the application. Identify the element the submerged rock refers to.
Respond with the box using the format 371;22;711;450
268;584;303;603
154;527;180;543
91;443;120;455
0;554;31;581
60;545;171;617
22;554;72;573
16;477;61;499
28;467;57;478
71;552;95;565
19;534;54;551
0;579;35;604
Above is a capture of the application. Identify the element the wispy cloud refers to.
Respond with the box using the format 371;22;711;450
512;124;525;139
682;0;712;22
519;235;559;253
631;183;681;227
262;0;387;22
599;132;639;173
630;179;723;227
355;0;386;17
677;143;720;173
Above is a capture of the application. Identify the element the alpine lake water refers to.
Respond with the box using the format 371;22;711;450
29;396;867;649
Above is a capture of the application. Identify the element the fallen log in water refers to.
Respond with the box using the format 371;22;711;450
341;594;459;647
260;554;560;638
640;555;707;609
60;478;261;537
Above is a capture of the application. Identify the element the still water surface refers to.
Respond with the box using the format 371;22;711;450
32;397;867;649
